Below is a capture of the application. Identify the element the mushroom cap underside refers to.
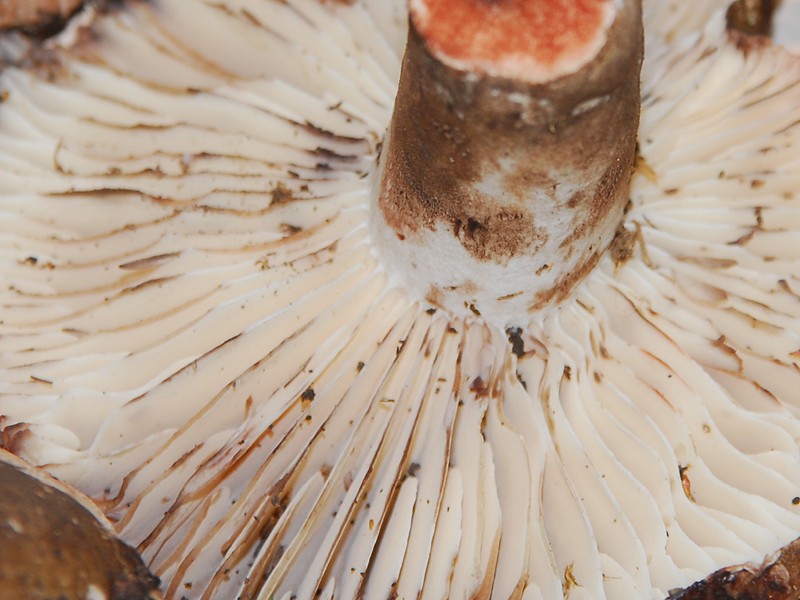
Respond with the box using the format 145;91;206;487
0;1;800;598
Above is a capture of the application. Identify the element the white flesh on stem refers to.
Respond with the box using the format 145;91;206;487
1;1;800;599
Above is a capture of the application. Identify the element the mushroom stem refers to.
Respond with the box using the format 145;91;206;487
371;0;644;326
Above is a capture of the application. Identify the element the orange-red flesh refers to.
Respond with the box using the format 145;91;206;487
412;0;611;72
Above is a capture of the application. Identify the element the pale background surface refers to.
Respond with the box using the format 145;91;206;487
775;0;800;52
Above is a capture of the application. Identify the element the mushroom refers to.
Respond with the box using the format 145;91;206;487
0;0;800;599
0;448;162;599
669;536;800;599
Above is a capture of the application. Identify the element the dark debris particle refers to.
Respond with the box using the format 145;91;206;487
280;223;303;236
679;464;695;503
301;388;315;402
506;327;525;358
469;376;490;397
270;182;296;205
609;224;637;268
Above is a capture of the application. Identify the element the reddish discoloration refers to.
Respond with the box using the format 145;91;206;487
527;249;602;311
561;156;633;252
426;285;444;307
414;0;611;71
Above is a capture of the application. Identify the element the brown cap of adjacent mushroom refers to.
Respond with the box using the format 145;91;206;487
0;0;84;32
0;450;162;600
668;536;800;600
